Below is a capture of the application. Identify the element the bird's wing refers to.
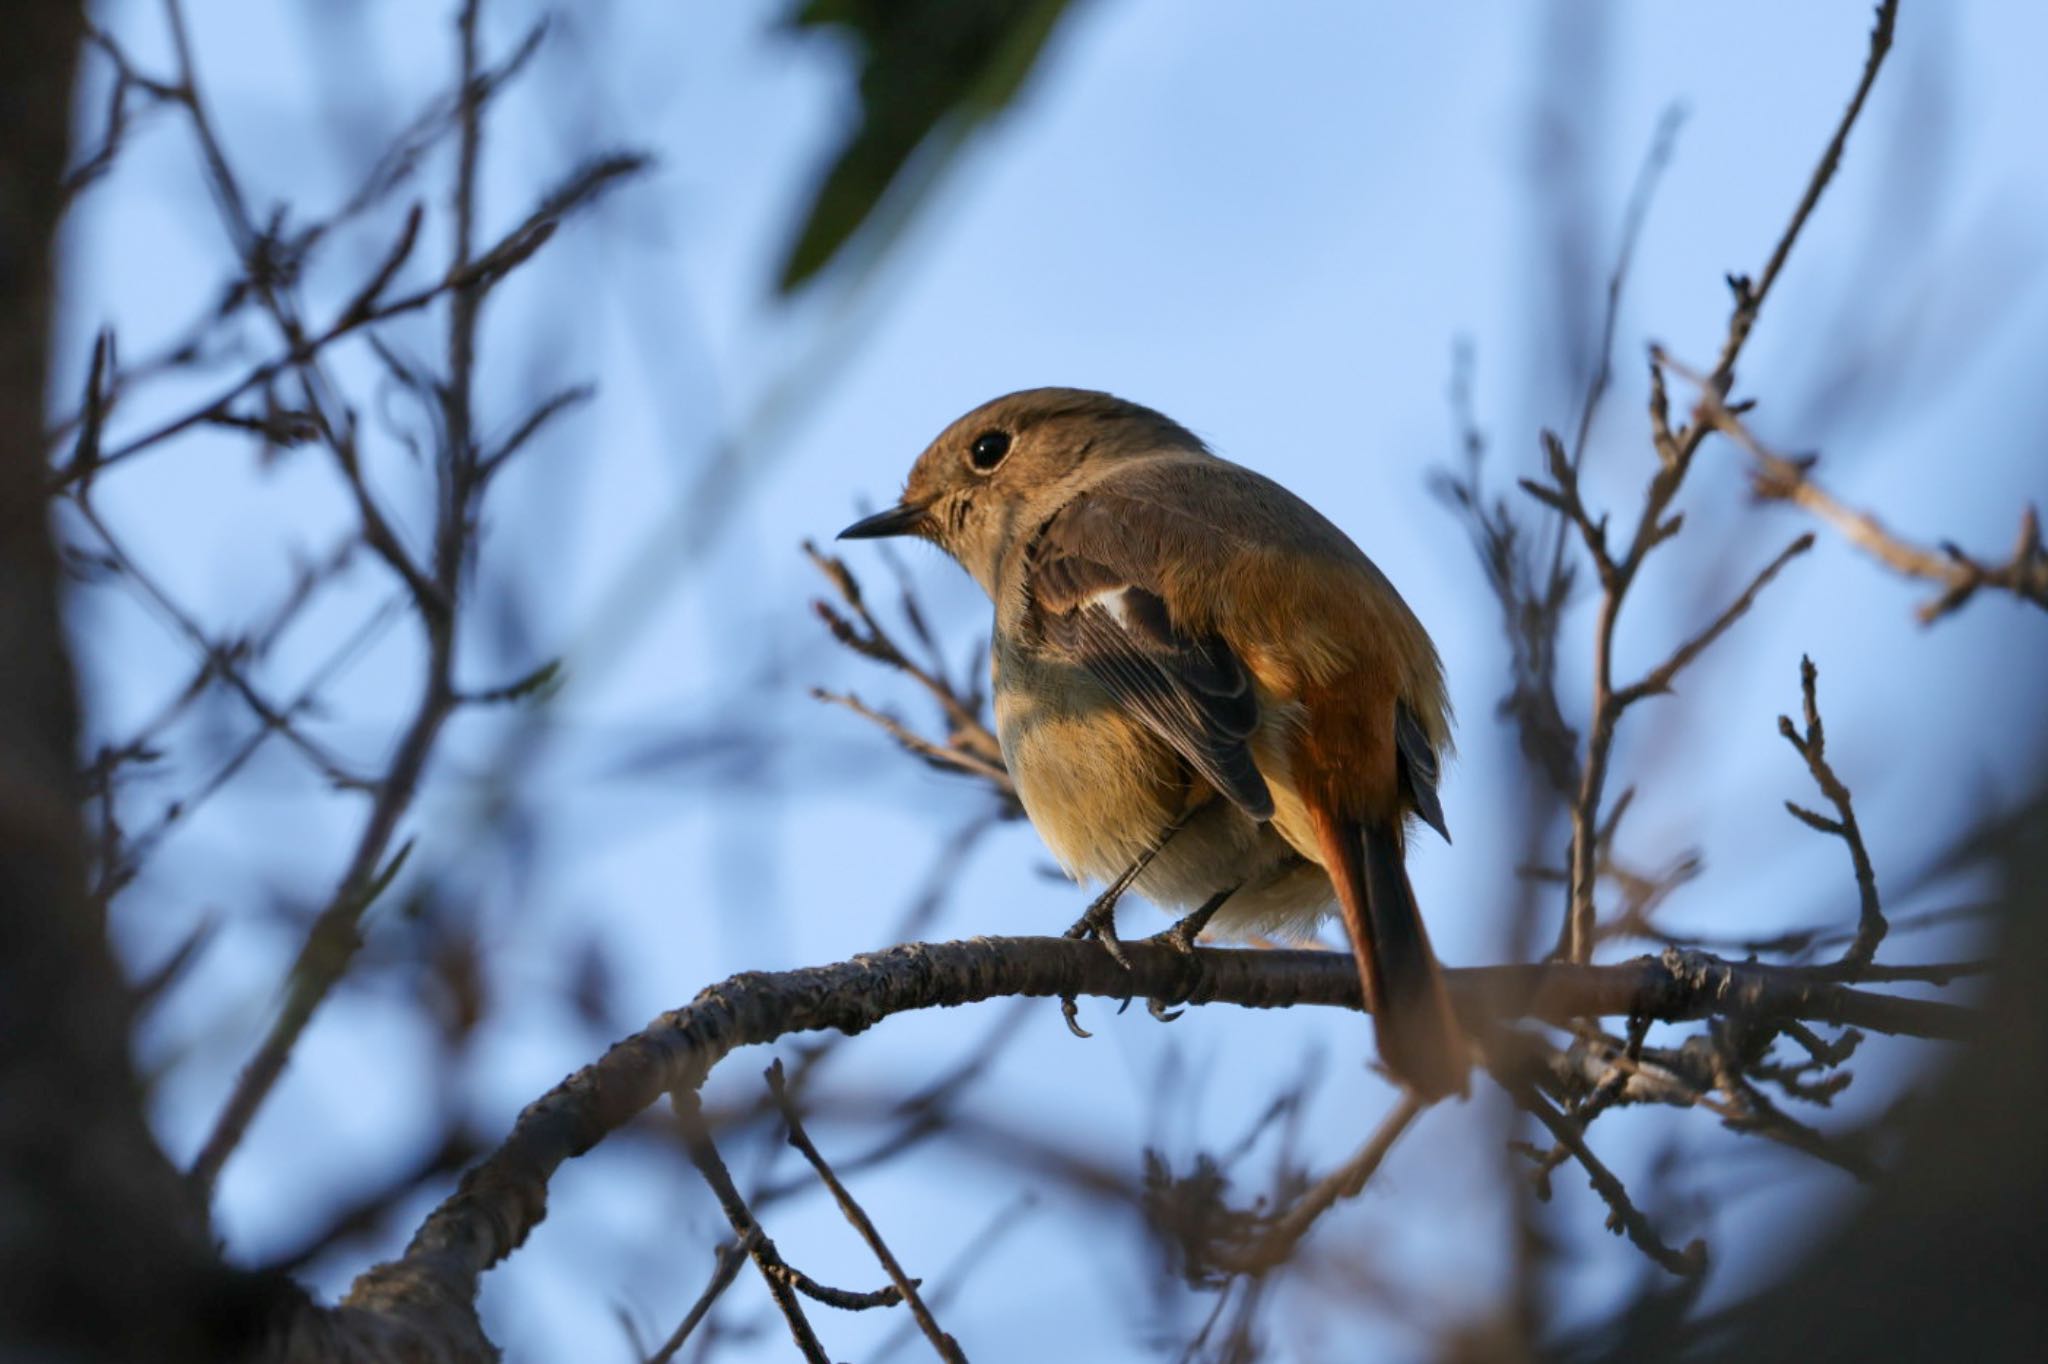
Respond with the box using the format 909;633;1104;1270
1022;491;1274;820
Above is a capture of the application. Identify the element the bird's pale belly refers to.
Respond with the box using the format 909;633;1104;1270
993;658;1335;939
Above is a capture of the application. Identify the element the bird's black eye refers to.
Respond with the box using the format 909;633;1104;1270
968;429;1011;472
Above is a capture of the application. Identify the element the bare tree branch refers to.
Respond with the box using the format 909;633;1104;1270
1675;370;2048;621
1215;1094;1425;1276
672;1091;833;1364
1538;0;1901;963
806;540;1014;803
1777;656;1887;969
320;933;1974;1354
1505;1077;1707;1277
765;1059;963;1362
179;0;648;1200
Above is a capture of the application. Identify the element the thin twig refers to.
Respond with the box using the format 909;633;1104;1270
72;499;370;792
1218;1094;1424;1275
646;1234;752;1364
111;594;405;900
1708;0;1898;380
182;0;489;1197
872;1194;1036;1363
1507;1081;1706;1277
1615;533;1815;706
1777;656;1886;969
671;1092;831;1364
812;686;1013;791
806;541;1012;801
1545;0;1900;963
765;1060;965;1363
1677;371;2048;622
1537;419;1811;960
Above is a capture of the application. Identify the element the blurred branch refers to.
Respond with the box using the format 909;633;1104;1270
102;592;406;905
178;0;648;1202
872;1194;1036;1363
259;1127;483;1277
1435;344;1580;797
60;26;181;204
1435;110;1685;804
646;1238;750;1364
0;5;280;1359
1550;102;1688;579
1210;1094;1424;1277
72;498;370;793
806;540;1015;801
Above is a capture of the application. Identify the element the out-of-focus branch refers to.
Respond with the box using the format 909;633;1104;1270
0;7;287;1360
646;1237;750;1364
72;499;369;792
1551;103;1688;577
1211;1094;1424;1277
871;1194;1036;1364
1436;109;1686;807
806;541;1015;802
1760;451;2044;623
175;0;483;1195
178;0;648;1200
1436;345;1580;798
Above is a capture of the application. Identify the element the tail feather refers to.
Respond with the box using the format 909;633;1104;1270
1314;810;1468;1101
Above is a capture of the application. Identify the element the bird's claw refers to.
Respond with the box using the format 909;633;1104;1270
1064;888;1131;970
1138;887;1232;1023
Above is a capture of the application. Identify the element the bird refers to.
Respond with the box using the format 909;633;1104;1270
839;387;1467;1100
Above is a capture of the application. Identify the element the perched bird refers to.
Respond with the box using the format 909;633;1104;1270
840;388;1467;1100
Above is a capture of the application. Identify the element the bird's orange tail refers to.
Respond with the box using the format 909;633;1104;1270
1311;806;1468;1101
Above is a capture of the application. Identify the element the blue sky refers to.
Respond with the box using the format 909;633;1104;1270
59;1;2048;1358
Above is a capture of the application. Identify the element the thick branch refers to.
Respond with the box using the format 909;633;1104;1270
334;934;1973;1346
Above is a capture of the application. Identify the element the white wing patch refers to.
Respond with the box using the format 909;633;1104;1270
1084;585;1138;629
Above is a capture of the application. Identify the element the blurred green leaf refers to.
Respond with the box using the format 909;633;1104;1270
777;0;1079;292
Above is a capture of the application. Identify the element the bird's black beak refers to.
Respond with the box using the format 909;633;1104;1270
837;502;929;541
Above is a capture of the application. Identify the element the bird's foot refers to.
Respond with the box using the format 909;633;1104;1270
1063;887;1130;970
1141;886;1235;1023
1060;886;1136;1038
